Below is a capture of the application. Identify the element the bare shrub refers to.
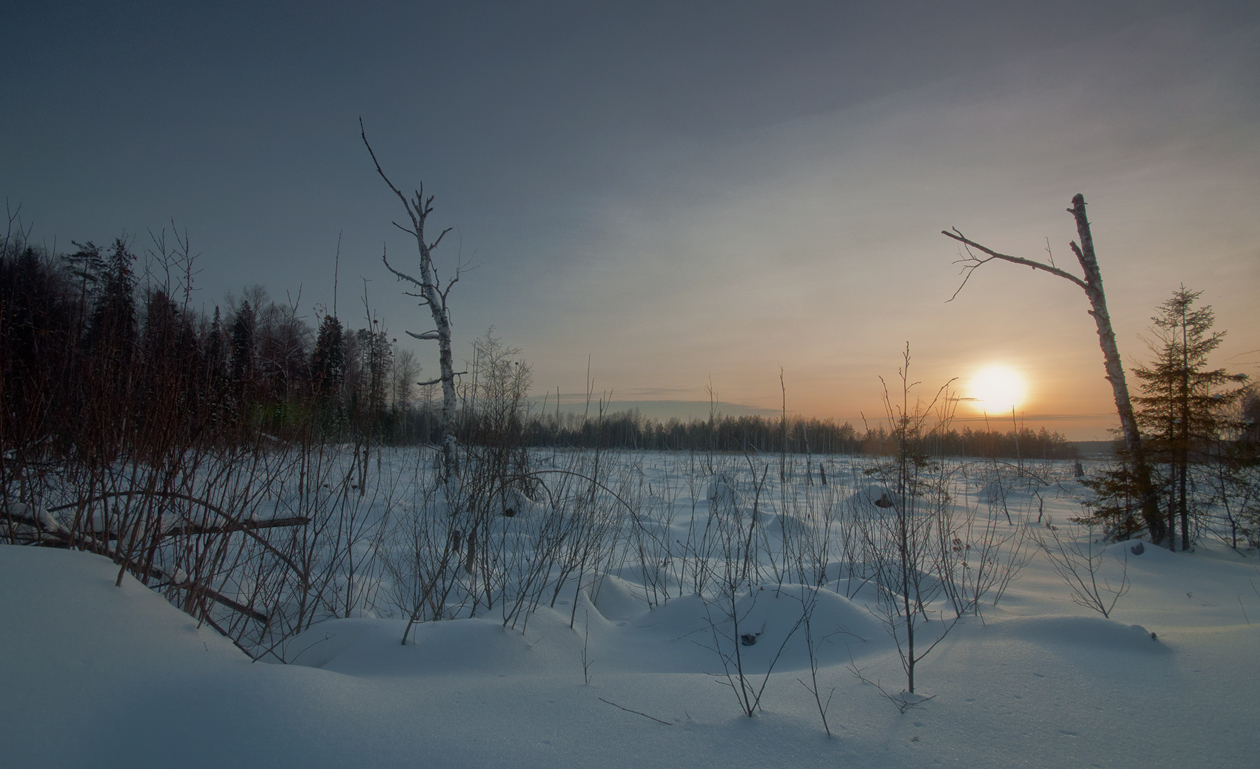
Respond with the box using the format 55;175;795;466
698;584;805;718
1036;518;1130;618
861;345;959;696
937;463;1034;618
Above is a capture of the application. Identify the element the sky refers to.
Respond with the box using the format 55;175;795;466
4;1;1259;439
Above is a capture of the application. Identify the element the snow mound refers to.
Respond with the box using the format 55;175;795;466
298;612;585;677
844;483;895;510
990;615;1169;654
627;586;885;674
706;474;741;510
771;512;812;537
590;573;651;621
284;618;375;668
500;486;537;517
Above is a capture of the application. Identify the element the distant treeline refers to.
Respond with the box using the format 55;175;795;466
1;232;1075;461
512;410;1078;459
388;407;1078;460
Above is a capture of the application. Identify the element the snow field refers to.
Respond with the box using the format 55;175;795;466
3;450;1259;768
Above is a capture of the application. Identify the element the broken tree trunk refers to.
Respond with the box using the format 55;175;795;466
361;118;462;480
1064;195;1163;541
943;194;1166;542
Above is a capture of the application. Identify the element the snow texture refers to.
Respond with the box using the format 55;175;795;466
2;455;1259;769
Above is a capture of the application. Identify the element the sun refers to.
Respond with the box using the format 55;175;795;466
968;365;1027;415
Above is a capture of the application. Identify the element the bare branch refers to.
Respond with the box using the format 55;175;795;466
362;117;460;477
47;490;308;584
943;194;1165;541
430;226;453;252
597;697;673;726
942;228;1088;301
441;275;459;303
380;245;425;288
360;117;420;233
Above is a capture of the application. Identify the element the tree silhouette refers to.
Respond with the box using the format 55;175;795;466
1132;287;1247;549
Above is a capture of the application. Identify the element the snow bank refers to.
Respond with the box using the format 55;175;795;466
4;453;1260;769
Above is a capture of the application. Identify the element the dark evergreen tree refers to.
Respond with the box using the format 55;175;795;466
74;238;140;456
84;239;138;386
203;307;229;421
1131;287;1248;549
139;288;205;444
309;314;345;431
229;300;256;419
0;239;78;451
311;314;345;400
356;324;392;435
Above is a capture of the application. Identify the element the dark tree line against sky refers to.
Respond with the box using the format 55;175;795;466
0;231;395;454
1;228;1078;460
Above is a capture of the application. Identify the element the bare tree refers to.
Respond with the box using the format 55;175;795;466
391;345;420;442
361;118;463;478
392;347;419;411
942;194;1165;543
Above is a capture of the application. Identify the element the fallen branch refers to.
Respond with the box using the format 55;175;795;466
136;562;270;624
597;697;673;726
160;516;310;538
46;490;308;582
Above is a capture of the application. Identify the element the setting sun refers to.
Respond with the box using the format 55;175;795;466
968;365;1027;415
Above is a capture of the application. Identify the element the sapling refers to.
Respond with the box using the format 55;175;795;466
863;345;959;697
581;609;593;685
795;588;837;737
699;584;804;718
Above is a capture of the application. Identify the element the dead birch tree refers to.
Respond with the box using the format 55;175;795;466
942;194;1165;543
361;118;462;478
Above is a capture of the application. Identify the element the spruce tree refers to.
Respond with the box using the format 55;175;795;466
310;314;346;430
229;301;255;420
1132;287;1248;549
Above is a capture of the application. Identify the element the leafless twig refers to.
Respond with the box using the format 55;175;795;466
597;697;672;726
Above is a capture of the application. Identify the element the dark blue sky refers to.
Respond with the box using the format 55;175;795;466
6;1;1259;437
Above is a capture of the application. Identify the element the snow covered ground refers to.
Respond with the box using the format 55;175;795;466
3;453;1258;768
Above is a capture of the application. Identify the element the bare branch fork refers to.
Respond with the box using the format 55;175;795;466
943;229;1087;302
942;194;1165;542
360;116;461;477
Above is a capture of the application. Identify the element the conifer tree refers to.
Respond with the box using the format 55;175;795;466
229;300;255;418
1132;287;1248;549
204;307;229;421
86;239;139;378
310;314;346;431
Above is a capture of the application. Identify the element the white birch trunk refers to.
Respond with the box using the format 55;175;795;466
942;194;1166;541
1066;194;1164;541
362;120;461;478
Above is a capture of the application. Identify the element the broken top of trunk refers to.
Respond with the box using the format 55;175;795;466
360;117;463;478
942;194;1166;543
